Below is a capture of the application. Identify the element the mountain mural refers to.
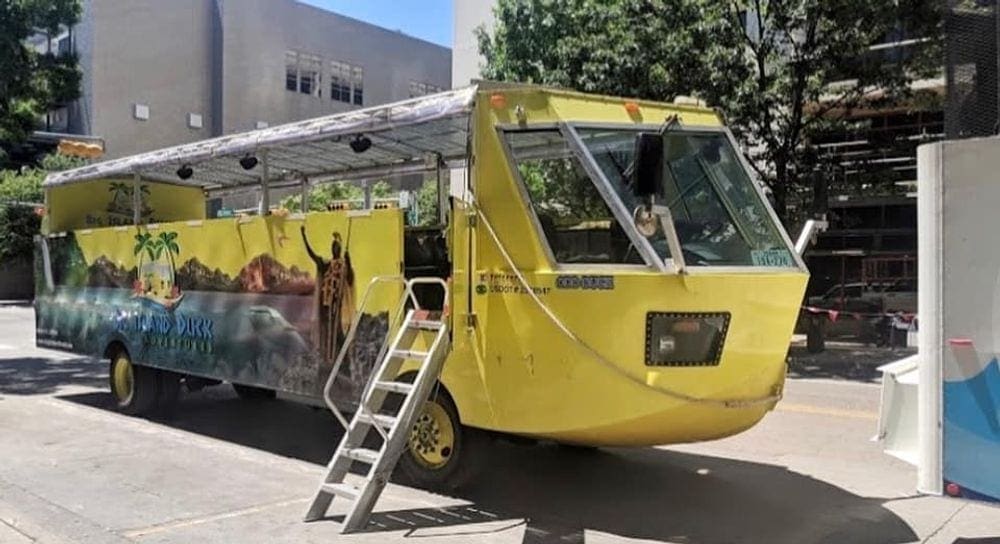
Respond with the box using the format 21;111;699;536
87;256;135;288
239;254;315;295
175;258;241;292
174;254;315;295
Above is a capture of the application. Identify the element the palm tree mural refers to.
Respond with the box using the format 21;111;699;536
108;182;132;215
138;185;154;218
132;232;154;296
155;232;180;295
131;231;182;307
108;183;155;220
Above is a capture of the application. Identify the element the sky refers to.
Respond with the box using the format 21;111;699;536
299;0;453;48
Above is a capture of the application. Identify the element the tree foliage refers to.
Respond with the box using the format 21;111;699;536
0;153;86;263
478;0;942;222
413;176;442;227
0;0;83;152
280;180;394;212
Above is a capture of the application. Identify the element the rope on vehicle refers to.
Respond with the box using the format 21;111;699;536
471;201;783;409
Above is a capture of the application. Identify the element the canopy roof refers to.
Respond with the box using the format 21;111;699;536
44;86;478;192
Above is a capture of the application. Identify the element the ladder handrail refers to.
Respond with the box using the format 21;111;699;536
322;275;450;431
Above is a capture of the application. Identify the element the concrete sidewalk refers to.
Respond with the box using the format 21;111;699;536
0;305;998;543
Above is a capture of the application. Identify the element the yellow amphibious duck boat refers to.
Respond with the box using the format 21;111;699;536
443;85;808;450
37;83;808;487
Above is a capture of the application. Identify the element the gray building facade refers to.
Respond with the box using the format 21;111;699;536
67;0;451;158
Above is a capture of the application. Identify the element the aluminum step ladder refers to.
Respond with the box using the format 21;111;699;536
305;277;451;533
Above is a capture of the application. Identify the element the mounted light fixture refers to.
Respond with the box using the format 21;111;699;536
239;154;259;170
349;134;372;154
176;164;194;180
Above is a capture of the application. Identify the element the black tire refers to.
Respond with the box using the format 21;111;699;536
108;348;158;416
232;383;277;401
394;387;485;491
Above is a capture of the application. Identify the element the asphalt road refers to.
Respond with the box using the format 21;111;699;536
0;304;998;543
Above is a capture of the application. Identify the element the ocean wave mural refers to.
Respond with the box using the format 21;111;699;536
944;345;1000;501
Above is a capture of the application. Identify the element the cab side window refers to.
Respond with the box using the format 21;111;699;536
504;129;640;265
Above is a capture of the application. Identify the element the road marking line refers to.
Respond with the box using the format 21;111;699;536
121;497;310;538
790;378;881;389
777;402;879;421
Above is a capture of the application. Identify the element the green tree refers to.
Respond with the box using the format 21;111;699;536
414;177;441;226
478;0;941;222
0;0;82;146
281;180;395;211
0;167;44;264
0;153;86;263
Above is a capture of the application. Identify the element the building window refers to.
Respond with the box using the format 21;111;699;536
285;51;322;97
330;61;351;103
56;35;72;56
352;66;364;106
409;80;442;98
47;107;69;132
330;60;363;106
285;52;298;91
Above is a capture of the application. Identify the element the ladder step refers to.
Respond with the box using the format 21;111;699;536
321;482;359;500
392;349;429;360
409;319;443;331
356;412;398;429
342;447;380;464
306;294;452;533
373;380;414;394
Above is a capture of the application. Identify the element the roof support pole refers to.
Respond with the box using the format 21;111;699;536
363;180;372;210
258;150;270;216
300;175;309;213
132;173;142;225
435;156;447;225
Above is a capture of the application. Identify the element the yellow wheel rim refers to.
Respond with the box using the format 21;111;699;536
408;399;455;470
111;354;134;404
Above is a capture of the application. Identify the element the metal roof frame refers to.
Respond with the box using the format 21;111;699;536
44;86;478;192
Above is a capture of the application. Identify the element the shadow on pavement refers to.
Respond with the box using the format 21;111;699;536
0;356;106;395
57;385;920;544
61;388;340;465
344;442;919;544
787;344;916;383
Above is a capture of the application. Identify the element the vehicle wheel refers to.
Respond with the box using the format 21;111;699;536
806;316;826;353
232;383;277;401
108;349;158;416
395;388;484;491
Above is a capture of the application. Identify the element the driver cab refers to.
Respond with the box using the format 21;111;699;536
497;123;797;272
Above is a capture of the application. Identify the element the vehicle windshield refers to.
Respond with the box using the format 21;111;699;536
576;127;796;268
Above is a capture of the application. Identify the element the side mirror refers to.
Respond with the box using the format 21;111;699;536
633;132;663;197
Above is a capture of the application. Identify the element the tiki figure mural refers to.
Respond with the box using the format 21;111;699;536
301;225;356;366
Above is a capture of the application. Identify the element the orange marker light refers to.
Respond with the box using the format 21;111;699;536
624;101;641;115
490;94;507;109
